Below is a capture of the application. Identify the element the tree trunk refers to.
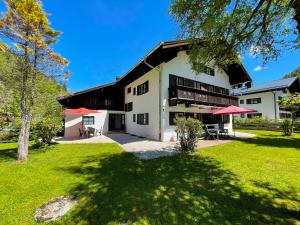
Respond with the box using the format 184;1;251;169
17;45;30;161
18;114;28;161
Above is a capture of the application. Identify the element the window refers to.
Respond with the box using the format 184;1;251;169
206;67;215;76
133;87;136;95
208;85;214;92
169;112;184;125
240;99;244;104
280;113;291;119
241;114;245;118
246;98;261;104
125;102;133;112
89;98;98;106
127;87;131;94
247;113;262;118
193;63;215;76
169;112;229;125
128;102;133;111
133;114;136;122
137;81;149;95
105;99;111;106
83;116;94;125
168;74;230;96
137;113;149;125
184;78;195;88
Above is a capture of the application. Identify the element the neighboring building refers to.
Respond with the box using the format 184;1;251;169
58;40;251;141
234;77;300;120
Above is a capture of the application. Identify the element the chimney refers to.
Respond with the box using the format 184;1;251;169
116;76;122;81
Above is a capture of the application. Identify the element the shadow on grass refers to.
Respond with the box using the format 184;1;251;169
55;153;299;225
0;143;58;162
0;147;18;161
242;136;300;149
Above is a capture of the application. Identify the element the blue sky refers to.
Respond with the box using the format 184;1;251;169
0;0;299;92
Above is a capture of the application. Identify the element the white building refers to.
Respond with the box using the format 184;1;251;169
59;40;252;141
234;77;299;120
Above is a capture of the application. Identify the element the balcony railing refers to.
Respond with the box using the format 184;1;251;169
169;88;238;106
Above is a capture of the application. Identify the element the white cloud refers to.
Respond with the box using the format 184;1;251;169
253;65;264;72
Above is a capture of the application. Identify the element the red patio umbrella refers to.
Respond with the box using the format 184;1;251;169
64;108;99;135
213;105;257;136
64;107;98;115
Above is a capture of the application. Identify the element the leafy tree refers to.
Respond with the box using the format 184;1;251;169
279;93;300;133
0;0;69;161
283;66;300;79
170;0;300;70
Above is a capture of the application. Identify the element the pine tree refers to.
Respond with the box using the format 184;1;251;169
0;0;69;161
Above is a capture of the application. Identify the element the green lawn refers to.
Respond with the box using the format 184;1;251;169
0;130;299;225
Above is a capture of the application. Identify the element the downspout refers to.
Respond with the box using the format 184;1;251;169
272;91;278;120
144;59;163;141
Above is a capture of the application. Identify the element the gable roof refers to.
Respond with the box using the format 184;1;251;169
59;40;252;101
235;77;299;95
117;40;252;86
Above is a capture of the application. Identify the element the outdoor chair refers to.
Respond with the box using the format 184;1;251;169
78;128;84;138
87;127;95;137
204;125;219;140
218;124;229;137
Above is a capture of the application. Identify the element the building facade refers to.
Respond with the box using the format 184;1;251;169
234;77;300;120
59;40;252;141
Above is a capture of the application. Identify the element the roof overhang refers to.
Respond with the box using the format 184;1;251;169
58;40;252;101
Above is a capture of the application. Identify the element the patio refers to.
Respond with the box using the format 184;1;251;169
54;131;255;159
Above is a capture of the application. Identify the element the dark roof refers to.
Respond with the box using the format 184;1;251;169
57;82;116;100
117;40;252;86
234;77;299;95
59;40;252;100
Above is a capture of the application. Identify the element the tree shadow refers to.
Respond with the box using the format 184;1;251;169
0;147;18;161
0;143;58;162
54;152;299;225
242;136;300;149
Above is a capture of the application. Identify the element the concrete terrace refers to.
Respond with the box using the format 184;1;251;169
55;132;256;160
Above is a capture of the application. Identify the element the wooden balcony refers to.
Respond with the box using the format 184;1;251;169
169;88;238;107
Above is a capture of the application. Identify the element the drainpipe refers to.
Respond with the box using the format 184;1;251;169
144;59;163;141
272;91;278;120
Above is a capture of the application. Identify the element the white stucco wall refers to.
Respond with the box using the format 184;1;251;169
124;69;160;140
238;90;288;120
64;110;124;139
160;51;233;141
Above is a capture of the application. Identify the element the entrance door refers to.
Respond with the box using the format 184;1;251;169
109;114;125;131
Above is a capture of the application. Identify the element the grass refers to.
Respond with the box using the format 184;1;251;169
0;130;299;225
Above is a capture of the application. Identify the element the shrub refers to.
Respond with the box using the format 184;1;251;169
234;117;281;131
0;130;18;143
175;117;203;152
281;119;293;136
33;117;63;145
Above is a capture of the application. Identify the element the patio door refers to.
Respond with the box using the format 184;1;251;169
109;114;125;131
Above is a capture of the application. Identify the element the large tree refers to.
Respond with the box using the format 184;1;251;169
170;0;300;69
0;0;68;161
283;66;300;79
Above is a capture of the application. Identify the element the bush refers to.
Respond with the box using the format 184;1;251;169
0;130;18;143
175;117;203;152
33;117;63;145
281;119;293;136
234;117;281;131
